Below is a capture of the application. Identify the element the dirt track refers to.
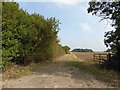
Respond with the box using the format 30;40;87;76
2;53;111;88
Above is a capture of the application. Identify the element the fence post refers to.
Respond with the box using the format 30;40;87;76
108;53;111;60
93;54;95;62
99;54;101;64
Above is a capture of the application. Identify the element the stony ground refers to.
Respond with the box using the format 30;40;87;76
1;53;113;88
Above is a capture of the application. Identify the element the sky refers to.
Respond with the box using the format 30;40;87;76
15;0;114;51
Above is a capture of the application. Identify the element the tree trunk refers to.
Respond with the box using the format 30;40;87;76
24;51;29;66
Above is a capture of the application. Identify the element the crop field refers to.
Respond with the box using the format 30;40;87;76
73;52;110;62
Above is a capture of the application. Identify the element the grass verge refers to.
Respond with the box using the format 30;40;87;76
2;61;52;79
65;61;118;82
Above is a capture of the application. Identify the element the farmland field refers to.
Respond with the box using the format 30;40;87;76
73;52;110;62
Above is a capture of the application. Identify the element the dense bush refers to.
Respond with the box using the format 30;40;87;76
62;45;70;54
52;43;66;57
2;2;62;70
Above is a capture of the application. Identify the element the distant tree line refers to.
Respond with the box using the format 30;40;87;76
72;48;93;52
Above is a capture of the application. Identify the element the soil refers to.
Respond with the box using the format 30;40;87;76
1;53;115;88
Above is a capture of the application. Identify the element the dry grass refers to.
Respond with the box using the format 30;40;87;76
73;52;109;62
2;60;54;80
68;52;118;87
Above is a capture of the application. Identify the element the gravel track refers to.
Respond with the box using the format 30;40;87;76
2;54;111;88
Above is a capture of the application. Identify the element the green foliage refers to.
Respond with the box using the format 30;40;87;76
87;1;120;71
2;2;62;70
72;48;93;52
30;14;60;62
62;45;70;54
52;43;66;58
87;1;120;54
2;2;21;69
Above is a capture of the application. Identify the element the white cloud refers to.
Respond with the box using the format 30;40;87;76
80;22;92;32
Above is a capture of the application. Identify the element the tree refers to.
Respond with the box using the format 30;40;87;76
2;2;61;69
87;1;120;54
2;2;38;66
72;48;93;52
2;2;21;68
63;46;70;54
87;0;120;71
31;14;60;61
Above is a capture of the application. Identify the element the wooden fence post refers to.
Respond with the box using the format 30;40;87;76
108;53;111;60
93;54;95;61
99;54;101;64
93;53;112;64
